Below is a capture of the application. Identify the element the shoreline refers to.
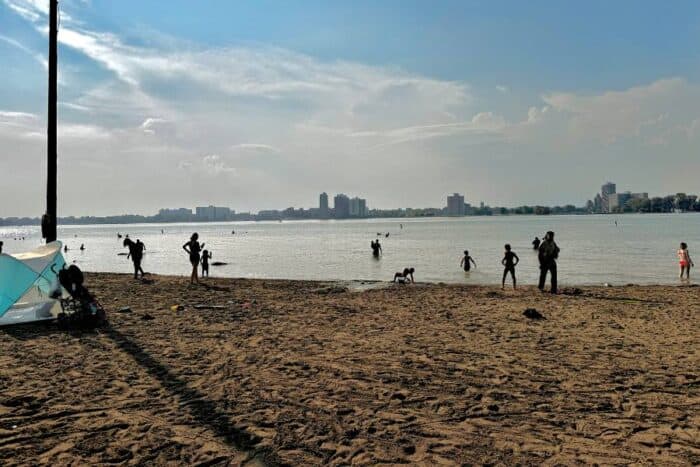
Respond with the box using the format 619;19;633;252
1;272;698;465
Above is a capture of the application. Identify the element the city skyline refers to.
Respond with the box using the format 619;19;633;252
1;1;700;217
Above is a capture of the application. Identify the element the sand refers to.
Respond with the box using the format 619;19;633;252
0;273;699;465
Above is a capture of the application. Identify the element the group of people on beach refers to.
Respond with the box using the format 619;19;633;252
459;231;559;292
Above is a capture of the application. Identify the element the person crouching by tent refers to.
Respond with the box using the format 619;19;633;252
123;238;146;279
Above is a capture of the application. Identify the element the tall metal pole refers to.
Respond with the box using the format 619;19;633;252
43;0;58;243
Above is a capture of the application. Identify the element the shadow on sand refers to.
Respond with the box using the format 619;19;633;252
102;326;281;466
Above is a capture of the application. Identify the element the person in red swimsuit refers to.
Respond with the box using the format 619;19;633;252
678;242;693;280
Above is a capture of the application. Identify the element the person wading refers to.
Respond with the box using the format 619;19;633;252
538;231;560;294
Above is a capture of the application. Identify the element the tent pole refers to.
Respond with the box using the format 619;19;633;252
43;0;58;243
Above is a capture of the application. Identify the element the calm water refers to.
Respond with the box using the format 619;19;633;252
1;214;698;285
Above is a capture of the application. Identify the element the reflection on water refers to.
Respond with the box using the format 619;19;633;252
1;214;698;285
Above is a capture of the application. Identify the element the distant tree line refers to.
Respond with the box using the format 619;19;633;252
611;193;700;214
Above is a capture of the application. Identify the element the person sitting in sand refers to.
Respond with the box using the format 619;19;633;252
393;267;415;284
124;238;146;279
201;249;212;277
678;242;693;280
501;244;520;289
460;250;477;272
371;239;382;257
183;233;204;284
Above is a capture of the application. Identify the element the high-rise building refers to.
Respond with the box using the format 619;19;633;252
195;206;233;221
446;193;465;216
334;194;350;218
601;182;616;213
349;197;368;217
319;192;329;218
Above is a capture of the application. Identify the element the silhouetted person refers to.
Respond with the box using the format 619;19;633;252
532;237;541;250
201;249;212;277
183;233;204;284
385;232;390;238
538;231;560;294
0;241;3;254
64;245;68;253
393;267;415;284
124;238;146;279
501;244;519;289
460;250;477;271
371;239;382;257
79;243;85;251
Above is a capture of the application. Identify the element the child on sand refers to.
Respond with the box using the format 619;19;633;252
460;250;477;272
201;249;212;277
393;267;415;284
678;242;693;280
501;244;519;289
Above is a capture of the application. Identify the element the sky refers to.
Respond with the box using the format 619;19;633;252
1;0;699;217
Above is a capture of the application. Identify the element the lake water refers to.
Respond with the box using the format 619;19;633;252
1;214;698;285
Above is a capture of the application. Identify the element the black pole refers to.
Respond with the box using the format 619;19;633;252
43;0;58;243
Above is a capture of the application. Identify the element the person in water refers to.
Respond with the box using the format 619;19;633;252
201;249;212;277
64;245;68;253
532;237;541;250
0;241;3;254
79;244;85;251
501;244;520;289
124;238;146;279
678;242;693;280
371;239;382;257
393;267;415;284
183;233;204;284
538;231;560;294
460;250;477;272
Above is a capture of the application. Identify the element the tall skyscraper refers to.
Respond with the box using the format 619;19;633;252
319;192;329;218
446;193;465;216
349;197;368;217
601;182;616;213
334;194;350;218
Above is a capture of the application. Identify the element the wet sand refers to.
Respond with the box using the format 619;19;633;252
0;273;699;465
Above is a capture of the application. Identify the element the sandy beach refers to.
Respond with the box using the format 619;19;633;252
0;273;698;465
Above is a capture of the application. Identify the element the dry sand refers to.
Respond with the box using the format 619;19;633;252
0;273;699;465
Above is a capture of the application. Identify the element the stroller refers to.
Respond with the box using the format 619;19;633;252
54;265;107;328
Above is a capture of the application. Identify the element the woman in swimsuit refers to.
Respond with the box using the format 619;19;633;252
183;233;204;284
678;242;693;280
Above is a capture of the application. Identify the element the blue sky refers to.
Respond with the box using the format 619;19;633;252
1;0;700;216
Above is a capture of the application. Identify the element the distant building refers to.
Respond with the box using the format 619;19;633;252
319;192;329;218
158;208;193;222
349;197;368;217
609;191;648;211
601;182;616;213
195;206;233;221
334;194;350;218
257;210;282;220
446;193;465;216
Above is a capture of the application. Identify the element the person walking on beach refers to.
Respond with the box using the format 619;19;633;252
678;242;693;280
371;239;382;257
201;249;212;277
460;250;477;272
183;233;204;284
501;244;519;289
532;237;541;250
124;238;146;279
538;231;560;294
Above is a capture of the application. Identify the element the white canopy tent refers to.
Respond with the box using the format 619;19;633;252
0;242;65;326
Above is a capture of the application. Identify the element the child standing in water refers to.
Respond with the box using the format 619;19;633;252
460;250;477;272
201;249;212;277
678;242;693;280
501;244;520;289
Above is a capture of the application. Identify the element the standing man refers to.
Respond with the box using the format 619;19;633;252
538;231;560;294
0;241;3;254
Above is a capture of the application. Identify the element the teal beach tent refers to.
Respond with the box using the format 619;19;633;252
0;242;65;326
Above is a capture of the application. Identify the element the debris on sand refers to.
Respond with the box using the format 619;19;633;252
193;304;226;310
141;313;155;321
523;308;545;320
117;307;132;313
313;285;348;295
561;287;583;296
